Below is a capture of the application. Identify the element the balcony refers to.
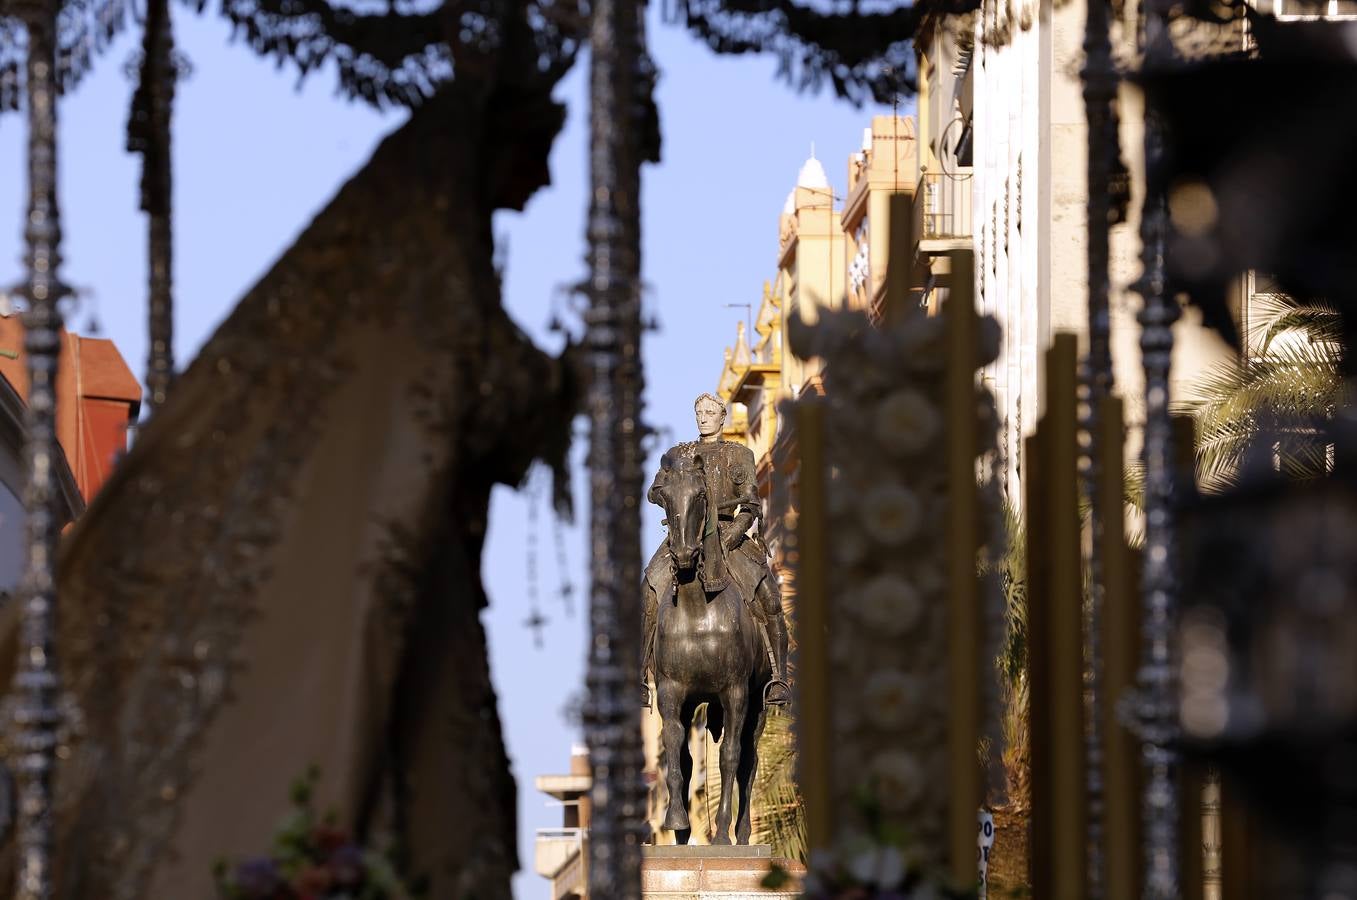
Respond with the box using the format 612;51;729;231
535;827;585;880
918;168;973;254
1251;0;1357;17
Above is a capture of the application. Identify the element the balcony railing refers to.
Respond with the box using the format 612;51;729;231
919;169;973;245
534;827;585;879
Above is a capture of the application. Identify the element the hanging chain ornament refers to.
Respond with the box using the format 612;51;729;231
129;0;178;412
1078;0;1122;893
583;0;648;891
14;2;68;896
524;471;549;648
1133;8;1182;900
552;511;575;618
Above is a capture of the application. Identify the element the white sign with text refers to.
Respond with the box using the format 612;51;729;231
978;809;996;898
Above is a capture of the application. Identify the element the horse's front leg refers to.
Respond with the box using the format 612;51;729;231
712;682;749;845
656;679;690;835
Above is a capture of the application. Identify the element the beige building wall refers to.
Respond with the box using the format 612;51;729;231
841;116;920;318
967;0;1233;502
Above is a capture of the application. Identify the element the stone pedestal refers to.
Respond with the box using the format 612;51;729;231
641;845;804;900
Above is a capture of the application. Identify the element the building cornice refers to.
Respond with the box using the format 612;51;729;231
841;178;871;230
729;363;781;406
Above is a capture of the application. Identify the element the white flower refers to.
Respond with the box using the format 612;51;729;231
847;845;907;890
857;573;924;635
863;484;922;546
866;750;925;813
864;670;924;730
874;389;939;456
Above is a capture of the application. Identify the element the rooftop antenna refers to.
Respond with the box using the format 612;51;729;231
724;302;753;344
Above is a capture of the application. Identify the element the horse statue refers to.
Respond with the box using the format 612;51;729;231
648;452;772;845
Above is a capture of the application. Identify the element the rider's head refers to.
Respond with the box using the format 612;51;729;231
694;393;727;439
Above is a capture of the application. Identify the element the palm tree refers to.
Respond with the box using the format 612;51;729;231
1182;292;1345;491
991;504;1030;812
750;710;808;859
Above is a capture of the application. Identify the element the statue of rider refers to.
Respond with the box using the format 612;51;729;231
642;392;792;709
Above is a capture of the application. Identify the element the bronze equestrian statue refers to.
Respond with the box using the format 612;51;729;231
642;393;791;843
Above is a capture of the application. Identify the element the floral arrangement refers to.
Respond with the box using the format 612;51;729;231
762;794;978;900
784;299;1003;858
214;767;423;900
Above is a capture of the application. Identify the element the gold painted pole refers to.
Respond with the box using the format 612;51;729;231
1025;427;1051;898
1203;768;1222;900
1029;335;1087;900
944;249;981;887
883;192;916;326
1098;395;1143;900
1180;762;1205;900
1047;334;1086;900
795;403;834;852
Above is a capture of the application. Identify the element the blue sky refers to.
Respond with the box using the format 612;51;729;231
0;9;904;896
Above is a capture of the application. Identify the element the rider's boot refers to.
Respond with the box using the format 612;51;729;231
764;605;792;708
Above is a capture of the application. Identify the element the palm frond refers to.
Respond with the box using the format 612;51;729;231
751;711;807;861
1122;461;1146;549
1247;292;1343;353
1179;339;1343;491
999;672;1030;812
980;502;1030;808
980;503;1027;689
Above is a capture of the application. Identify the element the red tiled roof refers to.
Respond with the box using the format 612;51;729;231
0;315;141;502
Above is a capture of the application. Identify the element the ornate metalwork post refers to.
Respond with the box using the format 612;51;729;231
1134;10;1182;900
133;0;177;412
15;4;66;897
1080;0;1120;893
584;0;647;894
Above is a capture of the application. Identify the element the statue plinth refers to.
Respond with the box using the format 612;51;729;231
641;845;804;899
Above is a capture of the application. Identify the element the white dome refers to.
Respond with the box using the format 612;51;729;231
782;190;796;216
796;154;830;190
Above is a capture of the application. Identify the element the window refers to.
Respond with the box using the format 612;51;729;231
0;482;24;594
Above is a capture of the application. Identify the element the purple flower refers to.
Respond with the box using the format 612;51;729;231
233;857;283;896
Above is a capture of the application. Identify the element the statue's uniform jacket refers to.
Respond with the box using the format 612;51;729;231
643;438;772;614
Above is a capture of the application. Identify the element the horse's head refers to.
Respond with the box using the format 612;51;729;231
657;453;709;571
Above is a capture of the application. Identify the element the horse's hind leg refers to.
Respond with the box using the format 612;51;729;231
735;694;768;845
712;683;749;845
657;679;690;835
